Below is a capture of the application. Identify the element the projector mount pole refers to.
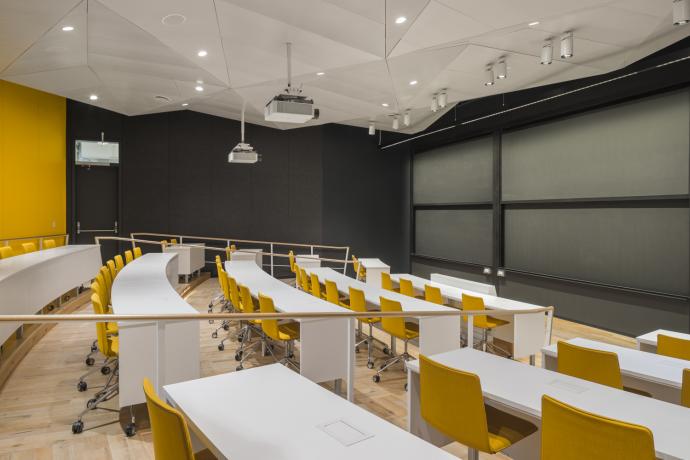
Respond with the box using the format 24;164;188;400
240;100;246;143
286;42;292;94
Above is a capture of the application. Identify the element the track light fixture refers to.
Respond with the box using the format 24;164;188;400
438;90;447;108
674;0;690;25
541;41;553;65
484;66;495;86
560;31;574;59
403;110;411;126
368;122;375;135
392;116;400;130
430;95;438;112
495;59;507;79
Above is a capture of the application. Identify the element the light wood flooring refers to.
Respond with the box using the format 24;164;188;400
0;278;636;459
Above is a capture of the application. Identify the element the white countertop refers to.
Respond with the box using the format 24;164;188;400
0;244;99;283
637;329;690;347
358;258;390;269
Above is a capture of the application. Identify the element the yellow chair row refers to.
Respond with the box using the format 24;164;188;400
0;238;64;259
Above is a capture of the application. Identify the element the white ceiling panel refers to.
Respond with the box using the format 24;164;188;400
0;0;687;133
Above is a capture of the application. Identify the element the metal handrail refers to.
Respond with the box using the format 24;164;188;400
1;233;70;249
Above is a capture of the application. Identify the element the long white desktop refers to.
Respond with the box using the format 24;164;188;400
303;267;460;357
541;338;687;405
390;273;551;362
407;348;690;460
225;259;354;400
165;364;456;460
111;253;200;409
637;329;690;353
0;244;101;344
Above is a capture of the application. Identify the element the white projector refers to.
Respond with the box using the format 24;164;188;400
264;94;318;123
228;143;259;164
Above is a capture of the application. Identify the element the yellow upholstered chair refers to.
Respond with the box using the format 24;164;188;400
352;255;365;281
91;289;118;336
99;266;113;303
235;284;265;371
657;334;690;361
22;242;37;253
557;341;650;396
310;273;326;299
211;263;234;347
258;293;300;370
424;284;444;305
682;368;690;408
133;246;142;259
288;250;296;274
324;280;341;305
399;278;423;299
42;239;56;249
114;255;125;273
380;272;398;292
170;238;178;245
143;378;213;460
299;267;311;292
373;297;419;385
124;250;134;264
461;293;509;355
541;394;655;460
107;259;117;280
225;244;236;261
420;355;537;460
160;240;169;249
0;246;14;259
341;287;381;369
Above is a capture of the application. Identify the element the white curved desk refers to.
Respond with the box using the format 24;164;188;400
0;244;101;344
225;260;354;400
303;267;460;356
112;253;199;408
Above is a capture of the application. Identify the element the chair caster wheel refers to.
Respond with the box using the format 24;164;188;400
85;357;95;366
218;343;225;351
77;381;87;392
382;347;390;355
288;353;295;359
404;383;408;391
90;344;98;352
236;365;243;371
355;346;360;353
223;324;230;331
124;423;136;437
101;366;111;375
209;319;214;324
86;398;97;409
212;332;218;339
72;421;84;434
235;351;243;361
372;374;380;383
367;361;374;369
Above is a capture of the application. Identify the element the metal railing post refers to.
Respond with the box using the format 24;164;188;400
270;243;274;277
343;247;350;274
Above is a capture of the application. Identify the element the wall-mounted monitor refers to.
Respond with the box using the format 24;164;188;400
75;140;119;166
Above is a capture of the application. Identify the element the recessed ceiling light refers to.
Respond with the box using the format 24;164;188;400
161;13;187;26
395;16;407;24
195;86;204;92
316;72;325;76
528;21;540;26
381;102;389;107
61;25;74;32
89;94;98;101
196;79;203;84
409;80;418;86
197;50;208;57
182;103;189;107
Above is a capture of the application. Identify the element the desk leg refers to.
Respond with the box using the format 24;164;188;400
407;369;451;446
529;355;535;366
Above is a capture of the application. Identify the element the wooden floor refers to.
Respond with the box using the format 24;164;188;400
0;278;636;460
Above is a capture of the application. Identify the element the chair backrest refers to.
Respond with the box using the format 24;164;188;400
91;293;116;358
114;255;125;272
124;250;134;264
0;246;14;259
461;293;489;327
217;266;229;301
170;238;178;245
227;276;241;308
310;273;323;298
299;268;311;292
90;286;107;314
325;280;340;305
380;296;407;339
352;255;361;279
133;246;142;258
143;378;195;460
399;278;416;297
91;280;108;308
99;266;113;300
425;285;443;304
682;368;690;408
239;284;256;314
541;394;655;460
294;264;302;287
42;239;56;249
160;240;168;249
657;334;690;361
258;293;281;341
226;244;236;261
348;287;367;313
22;242;37;253
106;259;117;280
381;272;394;291
557;341;623;389
420;355;492;453
288;250;296;273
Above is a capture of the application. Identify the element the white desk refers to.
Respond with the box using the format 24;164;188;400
359;258;389;287
0;244;101;344
296;254;321;268
391;273;550;361
165;364;456;460
225;260;354;400
163;243;205;281
430;273;496;296
230;248;263;266
304;267;460;356
407;348;690;460
542;338;687;404
637;329;690;353
112;253;200;408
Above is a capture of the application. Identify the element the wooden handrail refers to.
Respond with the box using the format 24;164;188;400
0;306;554;323
130;232;349;251
2;233;69;244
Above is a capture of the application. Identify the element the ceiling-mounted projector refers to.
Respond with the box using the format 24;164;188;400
229;102;260;164
265;42;319;124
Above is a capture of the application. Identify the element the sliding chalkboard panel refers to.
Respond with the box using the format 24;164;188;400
504;207;689;295
413;136;492;204
502;91;690;201
415;209;492;265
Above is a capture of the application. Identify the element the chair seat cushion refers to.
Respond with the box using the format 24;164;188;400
404;321;420;340
486;404;538;453
277;321;300;340
360;317;381;324
109;337;119;355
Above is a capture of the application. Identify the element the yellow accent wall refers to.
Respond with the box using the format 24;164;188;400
0;81;66;242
